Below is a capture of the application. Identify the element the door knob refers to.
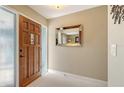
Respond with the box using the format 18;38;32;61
20;55;24;57
20;49;22;52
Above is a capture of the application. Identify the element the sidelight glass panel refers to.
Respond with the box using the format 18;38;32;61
0;7;16;87
41;27;47;75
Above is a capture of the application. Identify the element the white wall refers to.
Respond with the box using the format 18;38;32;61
108;6;124;86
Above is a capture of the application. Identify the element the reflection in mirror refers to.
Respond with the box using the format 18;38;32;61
56;25;82;47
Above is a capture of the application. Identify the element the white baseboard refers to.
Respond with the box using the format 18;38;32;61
48;69;107;87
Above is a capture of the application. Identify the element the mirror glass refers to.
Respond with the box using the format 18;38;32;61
56;25;82;47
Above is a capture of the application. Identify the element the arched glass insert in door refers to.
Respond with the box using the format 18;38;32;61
0;7;16;87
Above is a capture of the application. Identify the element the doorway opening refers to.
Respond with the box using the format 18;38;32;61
41;26;48;76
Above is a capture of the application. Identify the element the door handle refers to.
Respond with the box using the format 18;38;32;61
20;55;24;57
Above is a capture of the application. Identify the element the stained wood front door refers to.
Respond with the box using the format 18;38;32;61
19;15;41;87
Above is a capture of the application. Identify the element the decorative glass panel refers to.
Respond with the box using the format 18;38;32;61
23;21;28;30
30;33;34;45
35;35;38;44
35;26;39;33
0;7;16;87
23;31;28;44
30;23;35;31
35;35;40;45
38;35;40;44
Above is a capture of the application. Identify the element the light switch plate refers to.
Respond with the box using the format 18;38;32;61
111;44;117;56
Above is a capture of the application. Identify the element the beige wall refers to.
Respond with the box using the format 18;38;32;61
7;5;48;26
48;6;107;81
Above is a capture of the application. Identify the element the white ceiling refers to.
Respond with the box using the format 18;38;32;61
29;5;99;19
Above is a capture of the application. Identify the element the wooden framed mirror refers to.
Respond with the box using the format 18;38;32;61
56;24;83;47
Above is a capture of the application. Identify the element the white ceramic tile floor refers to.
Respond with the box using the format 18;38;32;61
27;72;107;87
